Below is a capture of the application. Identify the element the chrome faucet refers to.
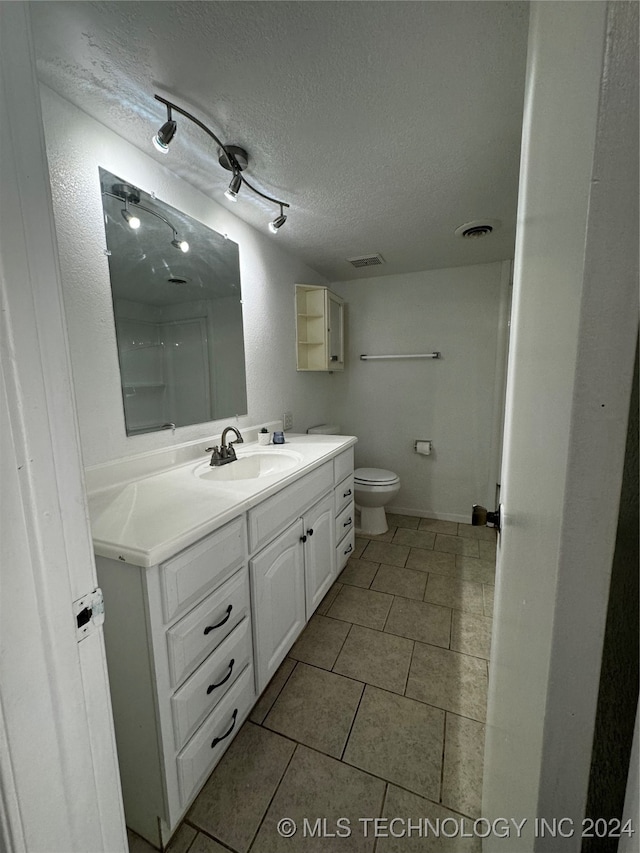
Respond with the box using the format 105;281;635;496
206;426;244;467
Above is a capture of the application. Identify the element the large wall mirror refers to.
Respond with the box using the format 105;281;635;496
99;168;248;436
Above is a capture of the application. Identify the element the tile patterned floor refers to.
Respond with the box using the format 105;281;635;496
128;515;496;853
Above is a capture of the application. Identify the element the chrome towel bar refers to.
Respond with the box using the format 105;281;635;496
359;352;441;360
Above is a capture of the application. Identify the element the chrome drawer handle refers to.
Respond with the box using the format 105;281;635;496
204;604;232;635
207;659;235;694
343;517;352;527
211;708;238;748
344;543;353;555
343;488;352;498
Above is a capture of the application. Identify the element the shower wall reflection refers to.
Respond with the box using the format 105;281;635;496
100;168;248;435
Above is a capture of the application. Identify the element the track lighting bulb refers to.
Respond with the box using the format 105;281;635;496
224;172;242;203
152;118;177;154
171;237;189;253
269;212;287;234
121;208;141;229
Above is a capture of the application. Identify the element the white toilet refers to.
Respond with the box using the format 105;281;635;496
307;424;400;536
354;467;401;535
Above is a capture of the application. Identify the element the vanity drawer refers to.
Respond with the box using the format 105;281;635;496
334;474;354;515
176;665;255;807
167;568;250;688
248;461;333;553
333;447;354;486
335;500;355;543
171;617;252;751
161;517;246;623
336;528;355;573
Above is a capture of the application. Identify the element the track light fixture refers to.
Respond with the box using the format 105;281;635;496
152;106;177;154
171;236;190;253
121;202;140;230
104;183;189;252
152;94;290;233
269;204;287;234
224;171;242;203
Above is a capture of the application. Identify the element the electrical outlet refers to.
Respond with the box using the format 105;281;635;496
283;411;293;431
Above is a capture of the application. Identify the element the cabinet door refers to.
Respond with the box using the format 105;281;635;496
327;291;344;370
250;520;306;692
303;493;336;617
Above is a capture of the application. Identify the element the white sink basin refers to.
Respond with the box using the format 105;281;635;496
194;449;303;482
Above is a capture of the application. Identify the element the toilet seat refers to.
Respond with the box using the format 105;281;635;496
354;467;400;486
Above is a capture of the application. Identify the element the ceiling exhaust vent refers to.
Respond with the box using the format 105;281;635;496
454;219;501;239
347;254;385;269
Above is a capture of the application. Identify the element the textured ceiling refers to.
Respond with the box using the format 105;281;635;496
30;1;530;281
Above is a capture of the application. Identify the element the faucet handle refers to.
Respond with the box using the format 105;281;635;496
208;446;223;466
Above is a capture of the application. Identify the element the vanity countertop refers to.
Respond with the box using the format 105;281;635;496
87;434;357;567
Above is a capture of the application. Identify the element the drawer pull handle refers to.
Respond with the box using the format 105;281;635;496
207;659;235;694
343;488;352;498
344;543;353;555
204;605;232;635
343;517;352;527
211;708;238;748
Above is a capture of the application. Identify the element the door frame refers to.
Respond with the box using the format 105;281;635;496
483;2;638;849
0;4;127;851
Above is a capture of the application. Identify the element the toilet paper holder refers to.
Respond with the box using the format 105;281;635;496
414;439;432;455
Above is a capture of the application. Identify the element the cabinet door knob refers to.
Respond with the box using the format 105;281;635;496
211;708;238;748
203;604;232;635
300;535;307;543
307;528;314;537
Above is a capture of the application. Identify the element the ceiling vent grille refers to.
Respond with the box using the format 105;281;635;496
347;254;385;269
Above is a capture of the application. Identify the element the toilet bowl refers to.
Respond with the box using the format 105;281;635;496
354;467;401;535
306;425;400;536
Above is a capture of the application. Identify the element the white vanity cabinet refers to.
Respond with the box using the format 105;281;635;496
91;438;355;850
248;461;336;691
96;517;256;849
250;490;335;691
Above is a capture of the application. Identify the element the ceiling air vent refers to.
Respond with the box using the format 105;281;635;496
454;219;501;239
347;254;385;269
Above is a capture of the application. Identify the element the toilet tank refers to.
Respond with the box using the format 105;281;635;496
307;424;341;435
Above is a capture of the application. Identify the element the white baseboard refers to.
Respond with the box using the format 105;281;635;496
386;505;472;525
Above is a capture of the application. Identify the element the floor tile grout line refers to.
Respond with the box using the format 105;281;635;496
244;742;300;853
402;637;415;696
339;678;367;762
182;822;239;853
331;620;355;672
254;659;300;725
371;783;389;853
440;711;449;805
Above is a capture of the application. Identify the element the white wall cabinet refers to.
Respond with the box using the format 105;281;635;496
95;445;353;849
295;283;345;371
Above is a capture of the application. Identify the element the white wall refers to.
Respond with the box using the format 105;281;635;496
40;86;333;467
330;261;510;522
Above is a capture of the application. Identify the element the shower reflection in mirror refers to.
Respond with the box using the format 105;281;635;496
99;168;248;436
